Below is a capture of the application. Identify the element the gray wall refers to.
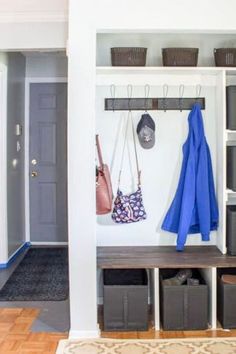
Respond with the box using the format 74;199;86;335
26;52;67;78
7;53;26;257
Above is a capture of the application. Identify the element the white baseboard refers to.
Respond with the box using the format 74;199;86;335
69;327;100;339
30;242;68;246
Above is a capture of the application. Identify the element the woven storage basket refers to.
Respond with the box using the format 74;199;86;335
214;48;236;67
111;47;147;66
162;48;198;66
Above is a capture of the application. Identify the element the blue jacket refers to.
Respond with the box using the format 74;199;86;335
161;104;219;251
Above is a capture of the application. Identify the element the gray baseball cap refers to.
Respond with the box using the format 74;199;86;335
136;113;155;149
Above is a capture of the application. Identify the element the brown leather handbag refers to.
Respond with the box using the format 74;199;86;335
96;135;113;215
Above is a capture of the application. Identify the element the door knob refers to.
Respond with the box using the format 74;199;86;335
31;171;38;178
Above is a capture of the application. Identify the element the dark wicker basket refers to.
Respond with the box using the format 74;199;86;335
214;48;236;67
111;47;147;66
162;48;199;66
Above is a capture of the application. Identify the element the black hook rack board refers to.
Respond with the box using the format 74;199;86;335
104;97;205;111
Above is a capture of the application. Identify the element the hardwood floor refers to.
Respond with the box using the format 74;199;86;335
101;325;236;339
0;308;67;354
1;307;236;353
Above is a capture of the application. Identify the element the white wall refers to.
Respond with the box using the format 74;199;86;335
0;0;67;50
0;0;67;23
95;0;236;32
0;22;67;51
69;0;236;338
68;0;98;339
96;85;218;247
0;0;67;13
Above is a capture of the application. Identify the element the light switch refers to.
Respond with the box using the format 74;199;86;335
16;140;21;152
15;124;22;136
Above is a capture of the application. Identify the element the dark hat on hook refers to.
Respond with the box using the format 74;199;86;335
137;113;156;149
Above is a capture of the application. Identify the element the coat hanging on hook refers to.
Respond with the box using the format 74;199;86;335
161;103;218;251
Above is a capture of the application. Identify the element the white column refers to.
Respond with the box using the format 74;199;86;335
68;1;99;338
153;268;160;330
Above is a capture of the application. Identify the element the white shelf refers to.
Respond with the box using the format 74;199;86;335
97;66;227;75
96;66;228;86
226;129;236;133
226;130;236;145
226;189;236;197
226;69;236;76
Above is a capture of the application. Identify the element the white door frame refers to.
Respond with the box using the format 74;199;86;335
25;77;68;246
0;64;8;263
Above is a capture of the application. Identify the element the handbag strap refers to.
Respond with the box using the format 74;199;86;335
118;111;141;187
96;134;104;169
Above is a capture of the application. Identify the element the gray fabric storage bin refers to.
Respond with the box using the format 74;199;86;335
227;86;236;130
160;269;208;330
103;269;148;331
218;268;236;328
227;206;236;255
227;146;236;191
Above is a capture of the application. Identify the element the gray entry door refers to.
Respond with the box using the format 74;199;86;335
29;83;67;242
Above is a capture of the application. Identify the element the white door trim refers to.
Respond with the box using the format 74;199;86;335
0;64;8;263
25;77;68;245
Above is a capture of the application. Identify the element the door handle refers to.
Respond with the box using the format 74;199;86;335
31;171;38;178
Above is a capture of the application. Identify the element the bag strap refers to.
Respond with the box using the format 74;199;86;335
118;111;141;188
96;134;104;169
131;113;141;186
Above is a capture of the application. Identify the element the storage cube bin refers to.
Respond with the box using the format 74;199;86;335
103;269;148;331
226;86;236;130
160;269;208;330
218;268;236;328
227;206;236;256
162;48;198;66
214;48;236;67
227;146;236;191
111;48;147;66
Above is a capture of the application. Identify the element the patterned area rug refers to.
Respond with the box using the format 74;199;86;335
0;248;69;301
56;337;236;354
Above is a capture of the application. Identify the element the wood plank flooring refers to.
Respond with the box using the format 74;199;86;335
0;308;67;354
1;307;236;353
101;325;236;339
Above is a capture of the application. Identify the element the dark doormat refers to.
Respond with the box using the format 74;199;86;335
0;248;69;301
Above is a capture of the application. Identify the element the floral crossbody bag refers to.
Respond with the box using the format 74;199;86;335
111;112;147;224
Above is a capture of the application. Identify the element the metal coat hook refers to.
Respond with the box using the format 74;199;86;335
163;84;169;112
179;84;185;112
127;84;133;111
195;84;202;102
144;84;150;112
110;84;116;112
104;82;205;111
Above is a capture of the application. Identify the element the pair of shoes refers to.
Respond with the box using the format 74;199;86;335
163;269;192;286
187;278;199;286
221;274;236;284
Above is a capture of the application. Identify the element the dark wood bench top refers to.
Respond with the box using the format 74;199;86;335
97;246;236;269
